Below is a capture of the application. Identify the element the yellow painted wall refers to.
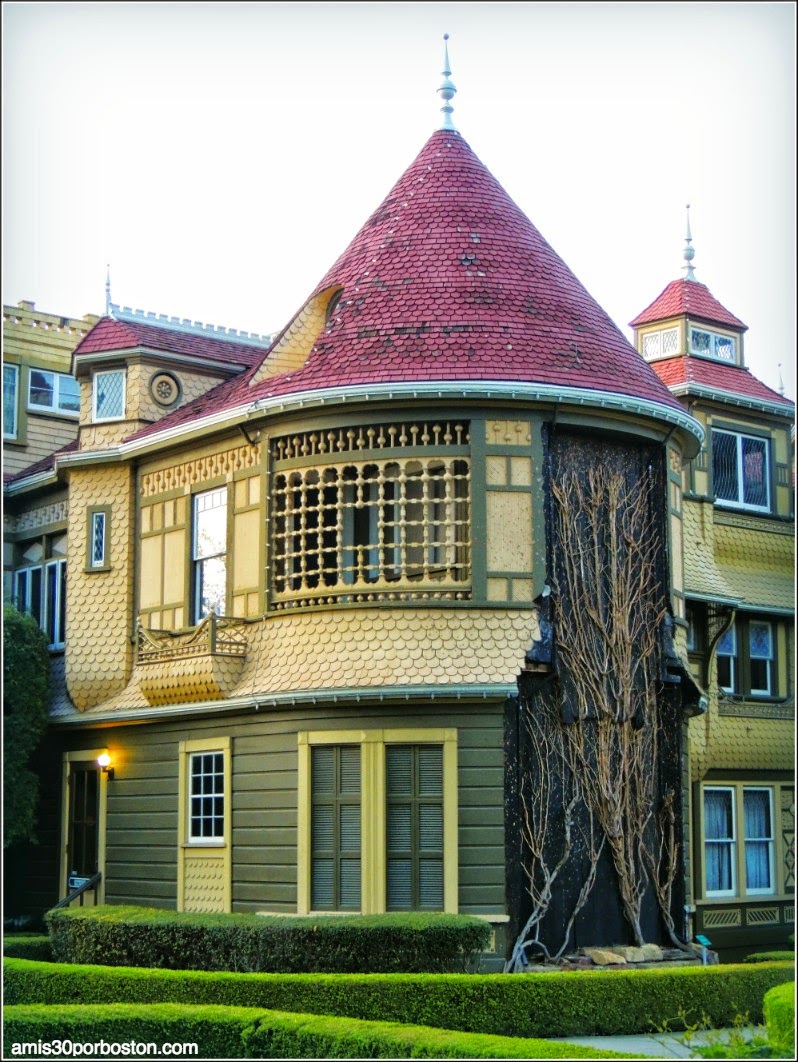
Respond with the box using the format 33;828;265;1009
66;463;136;710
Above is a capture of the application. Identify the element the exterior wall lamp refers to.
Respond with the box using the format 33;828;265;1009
97;752;115;780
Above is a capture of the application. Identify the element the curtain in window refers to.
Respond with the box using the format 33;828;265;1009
705;789;734;892
744;790;772;890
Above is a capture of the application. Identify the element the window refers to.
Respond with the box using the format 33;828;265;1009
188;751;225;841
192;488;228;623
4;363;19;438
386;745;444;911
703;785;777;897
642;327;679;359
272;458;470;608
298;728;457;915
716;617;776;699
93;369;125;421
690;327;736;363
711;429;770;512
87;508;110;570
13;556;66;650
311;745;361;910
27;368;80;417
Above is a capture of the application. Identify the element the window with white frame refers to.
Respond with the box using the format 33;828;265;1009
690;327;736;363
711;429;770;512
188;751;225;841
716;617;776;699
192;488;227;623
28;369;80;416
93;369;126;421
3;363;19;438
703;785;776;897
642;327;679;360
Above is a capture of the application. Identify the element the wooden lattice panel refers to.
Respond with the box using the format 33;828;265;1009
702;907;742;929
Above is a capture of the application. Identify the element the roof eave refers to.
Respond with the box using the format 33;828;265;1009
667;381;794;417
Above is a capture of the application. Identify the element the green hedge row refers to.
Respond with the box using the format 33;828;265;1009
45;905;490;973
5;957;794;1038
1;1003;636;1059
763;982;795;1056
745;950;795;963
2;934;52;962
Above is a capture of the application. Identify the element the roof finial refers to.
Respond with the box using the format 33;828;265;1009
778;363;785;396
437;33;457;131
682;203;697;281
105;264;113;317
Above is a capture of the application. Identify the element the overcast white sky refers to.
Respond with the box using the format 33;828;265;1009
3;2;795;399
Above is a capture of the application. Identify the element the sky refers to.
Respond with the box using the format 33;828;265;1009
2;2;795;400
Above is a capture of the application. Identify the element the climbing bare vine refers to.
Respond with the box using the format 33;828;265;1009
510;456;685;965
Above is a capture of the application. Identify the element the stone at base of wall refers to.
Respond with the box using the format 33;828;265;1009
523;944;714;973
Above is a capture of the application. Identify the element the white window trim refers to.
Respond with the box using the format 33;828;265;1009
92;369;126;422
743;786;775;897
27;368;80;418
690;326;736;363
704;785;737;898
748;621;774;698
712;428;771;514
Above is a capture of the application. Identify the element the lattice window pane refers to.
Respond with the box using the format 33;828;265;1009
271;436;471;608
95;370;125;419
661;328;679;354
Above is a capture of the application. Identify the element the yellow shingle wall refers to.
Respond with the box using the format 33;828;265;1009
714;517;795;610
66;463;136;710
689;706;793;780
134;364;229;424
682;498;737;601
86;606;541;714
249;287;339;386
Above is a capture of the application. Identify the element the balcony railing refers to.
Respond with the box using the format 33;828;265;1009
137;614;248;663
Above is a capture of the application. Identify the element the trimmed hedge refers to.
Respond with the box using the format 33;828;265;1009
5;957;794;1038
3;934;52;962
45;905;490;973
763;981;795;1056
745;950;795;964
1;1003;637;1059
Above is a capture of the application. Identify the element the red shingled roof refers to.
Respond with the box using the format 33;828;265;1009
73;317;264;369
127;129;684;442
630;278;747;330
652;356;793;409
5;440;79;486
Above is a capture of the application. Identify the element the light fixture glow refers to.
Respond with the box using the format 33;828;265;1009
97;752;114;779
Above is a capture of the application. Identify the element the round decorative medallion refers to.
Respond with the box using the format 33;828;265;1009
149;371;181;407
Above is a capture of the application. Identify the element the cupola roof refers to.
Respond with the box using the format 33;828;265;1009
630;278;747;332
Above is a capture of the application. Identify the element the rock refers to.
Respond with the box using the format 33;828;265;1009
583;947;626;966
640;943;664;961
614;946;647;963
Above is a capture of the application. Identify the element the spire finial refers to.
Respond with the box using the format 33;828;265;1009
778;363;785;396
682;203;697;281
437;33;457;131
105;264;113;316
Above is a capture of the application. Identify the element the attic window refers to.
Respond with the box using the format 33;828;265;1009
642;328;679;360
325;291;343;325
93;369;126;421
690;327;735;363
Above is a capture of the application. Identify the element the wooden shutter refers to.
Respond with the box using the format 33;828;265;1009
386;745;443;910
311;745;361;910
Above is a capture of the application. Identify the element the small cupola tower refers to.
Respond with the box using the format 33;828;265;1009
630;206;747;372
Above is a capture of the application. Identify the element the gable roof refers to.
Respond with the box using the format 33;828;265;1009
652;356;793;412
72;316;266;370
630;278;747;331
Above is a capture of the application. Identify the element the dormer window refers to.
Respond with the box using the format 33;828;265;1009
93;369;126;421
689;327;735;363
711;428;770;512
642;327;679;359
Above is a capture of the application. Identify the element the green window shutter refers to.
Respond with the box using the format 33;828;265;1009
311;745;361;910
386;745;444;911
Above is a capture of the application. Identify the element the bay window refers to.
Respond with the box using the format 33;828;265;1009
717;617;776;699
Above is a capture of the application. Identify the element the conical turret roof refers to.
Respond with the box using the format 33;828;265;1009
246;129;682;411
